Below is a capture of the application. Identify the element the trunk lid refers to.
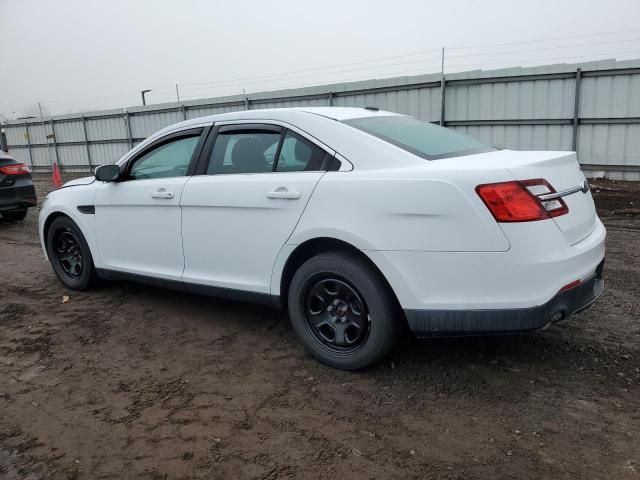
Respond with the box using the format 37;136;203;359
506;151;596;245
463;149;596;245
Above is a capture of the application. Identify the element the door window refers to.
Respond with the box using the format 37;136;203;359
208;131;281;174
128;135;200;180
275;131;327;172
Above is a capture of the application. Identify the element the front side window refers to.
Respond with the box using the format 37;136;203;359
275;131;327;172
343;115;496;160
208;131;281;174
128;135;200;179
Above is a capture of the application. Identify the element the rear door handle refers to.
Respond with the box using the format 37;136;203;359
151;188;174;199
266;187;301;200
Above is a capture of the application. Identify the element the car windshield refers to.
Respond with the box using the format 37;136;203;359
343;115;496;160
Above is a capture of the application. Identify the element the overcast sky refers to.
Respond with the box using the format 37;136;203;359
1;0;640;118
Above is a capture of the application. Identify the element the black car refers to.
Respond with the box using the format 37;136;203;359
0;151;37;221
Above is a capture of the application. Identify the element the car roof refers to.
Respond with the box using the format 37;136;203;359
160;107;402;134
130;107;417;171
274;107;402;121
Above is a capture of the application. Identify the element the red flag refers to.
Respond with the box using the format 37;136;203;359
52;161;63;189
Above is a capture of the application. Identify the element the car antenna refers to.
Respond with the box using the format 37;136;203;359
364;106;379;111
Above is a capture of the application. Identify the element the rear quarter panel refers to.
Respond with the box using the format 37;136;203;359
288;166;511;252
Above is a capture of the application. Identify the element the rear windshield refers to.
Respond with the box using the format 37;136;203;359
343;116;496;160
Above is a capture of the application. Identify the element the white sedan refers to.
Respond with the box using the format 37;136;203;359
39;107;605;370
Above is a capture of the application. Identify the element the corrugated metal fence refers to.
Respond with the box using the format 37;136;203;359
3;58;640;180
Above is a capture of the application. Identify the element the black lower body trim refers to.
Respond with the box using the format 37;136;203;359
97;269;278;308
0;184;37;211
405;259;605;336
0;199;37;212
77;205;95;214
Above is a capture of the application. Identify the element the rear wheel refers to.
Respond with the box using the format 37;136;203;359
288;251;401;370
46;216;96;290
2;209;28;221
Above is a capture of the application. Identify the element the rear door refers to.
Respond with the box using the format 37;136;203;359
181;123;331;294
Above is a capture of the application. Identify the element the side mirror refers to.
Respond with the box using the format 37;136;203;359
95;164;121;182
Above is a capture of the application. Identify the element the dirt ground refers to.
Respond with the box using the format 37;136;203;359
0;175;638;480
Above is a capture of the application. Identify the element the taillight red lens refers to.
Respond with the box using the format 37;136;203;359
0;164;31;175
476;181;549;222
477;179;569;222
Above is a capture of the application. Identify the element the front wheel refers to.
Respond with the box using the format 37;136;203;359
46;216;96;291
287;251;402;370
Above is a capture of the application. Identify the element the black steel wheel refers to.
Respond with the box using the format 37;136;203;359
304;277;370;353
46;216;96;291
54;229;84;279
288;251;402;370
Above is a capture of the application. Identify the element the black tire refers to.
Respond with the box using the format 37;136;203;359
2;209;28;221
287;251;401;370
46;216;96;291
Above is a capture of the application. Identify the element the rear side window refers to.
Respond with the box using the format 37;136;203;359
343;116;496;160
275;131;327;172
208;131;281;174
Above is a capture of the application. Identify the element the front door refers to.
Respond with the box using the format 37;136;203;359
181;125;330;294
94;129;204;281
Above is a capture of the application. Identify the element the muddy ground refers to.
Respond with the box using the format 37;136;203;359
0;175;638;479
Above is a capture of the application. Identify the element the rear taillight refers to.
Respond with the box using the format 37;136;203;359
476;179;568;222
520;179;569;218
0;164;31;176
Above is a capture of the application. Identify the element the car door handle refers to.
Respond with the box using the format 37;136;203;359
266;187;301;200
151;189;174;199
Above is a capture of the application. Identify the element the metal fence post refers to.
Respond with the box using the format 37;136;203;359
50;119;60;170
328;91;334;106
440;76;446;126
572;68;582;152
0;124;7;152
81;115;92;170
25;121;33;167
124;110;133;149
244;96;250;110
180;105;187;121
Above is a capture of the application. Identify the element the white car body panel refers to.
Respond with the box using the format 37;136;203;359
38;181;101;266
94;177;189;281
39;107;605;336
181;171;324;293
501;150;597;245
60;176;95;187
288;167;511;252
366;218;605;311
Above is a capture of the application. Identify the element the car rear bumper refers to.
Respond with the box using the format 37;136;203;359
367;218;605;309
405;259;604;336
0;184;37;212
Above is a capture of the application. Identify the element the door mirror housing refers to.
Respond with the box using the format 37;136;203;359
95;164;121;182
